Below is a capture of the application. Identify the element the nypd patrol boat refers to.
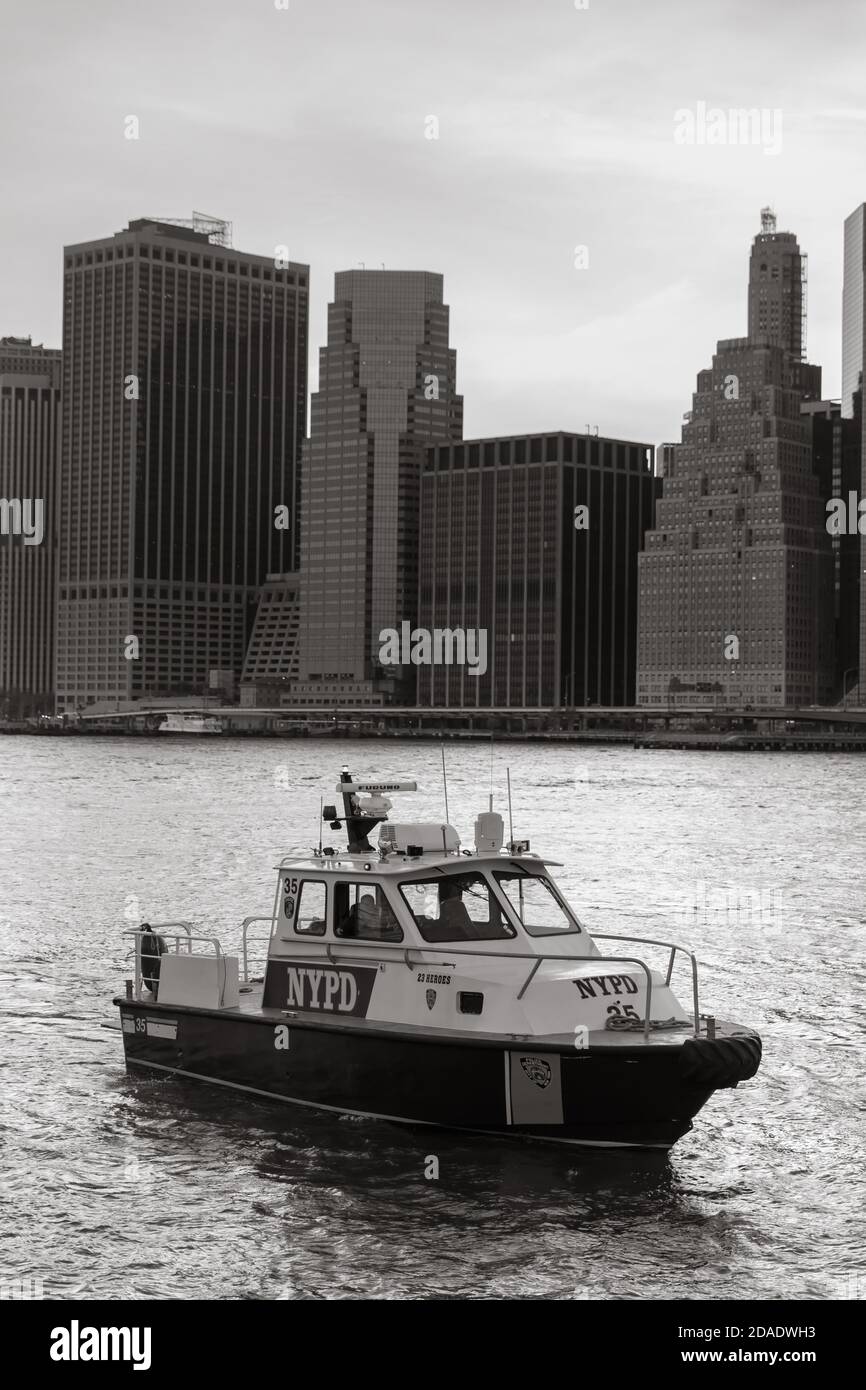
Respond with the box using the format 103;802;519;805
114;769;761;1149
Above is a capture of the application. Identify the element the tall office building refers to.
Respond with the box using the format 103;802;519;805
656;443;677;479
0;337;61;715
241;573;301;689
803;395;861;698
637;214;834;709
841;204;866;700
294;270;462;705
56;216;308;711
418;432;657;707
748;207;806;358
842;205;865;417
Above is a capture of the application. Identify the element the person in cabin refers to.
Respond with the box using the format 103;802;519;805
355;891;402;940
335;886;403;940
437;880;475;938
139;923;168;997
356;893;378;932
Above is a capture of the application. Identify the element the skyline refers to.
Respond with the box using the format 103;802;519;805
2;0;866;447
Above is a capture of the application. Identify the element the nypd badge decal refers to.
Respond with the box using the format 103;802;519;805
520;1056;551;1089
426;989;437;1010
508;1051;563;1125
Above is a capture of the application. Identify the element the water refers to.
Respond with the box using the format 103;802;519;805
1;736;863;1300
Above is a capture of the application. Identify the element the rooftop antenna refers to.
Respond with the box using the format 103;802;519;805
506;767;515;844
441;744;450;825
489;737;494;812
317;796;323;855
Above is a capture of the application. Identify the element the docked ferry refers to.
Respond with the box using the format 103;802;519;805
113;769;761;1149
158;712;223;734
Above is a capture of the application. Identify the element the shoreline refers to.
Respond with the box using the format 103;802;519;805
4;723;866;753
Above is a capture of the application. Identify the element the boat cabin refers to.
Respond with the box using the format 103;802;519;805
270;852;597;955
266;769;598;960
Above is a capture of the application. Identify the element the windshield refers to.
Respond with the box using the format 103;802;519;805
494;869;582;936
400;872;516;943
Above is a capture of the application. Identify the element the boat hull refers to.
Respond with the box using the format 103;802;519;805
114;1000;761;1150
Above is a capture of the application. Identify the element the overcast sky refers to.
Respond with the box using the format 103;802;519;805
2;0;865;447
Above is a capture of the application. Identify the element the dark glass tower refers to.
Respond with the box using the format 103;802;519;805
56;217;308;710
296;270;462;705
418;432;657;708
842;203;866;701
0;337;61;715
842;204;865;418
803;395;861;699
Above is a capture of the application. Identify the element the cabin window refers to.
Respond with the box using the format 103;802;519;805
493;870;580;936
333;883;403;942
400;873;516;943
293;880;327;936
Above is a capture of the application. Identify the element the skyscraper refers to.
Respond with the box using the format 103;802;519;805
842;204;864;417
748;207;806;358
0;337;61;716
841;203;866;700
56;217;308;711
241;573;301;690
802;395;861;699
294;270;462;705
637;215;834;709
418;431;657;708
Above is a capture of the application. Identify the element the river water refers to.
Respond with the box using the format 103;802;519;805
1;736;863;1300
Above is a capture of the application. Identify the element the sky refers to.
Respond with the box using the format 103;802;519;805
2;0;866;448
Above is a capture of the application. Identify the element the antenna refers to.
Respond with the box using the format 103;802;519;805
441;744;450;824
506;767;514;844
760;206;776;234
317;796;323;855
489;737;494;811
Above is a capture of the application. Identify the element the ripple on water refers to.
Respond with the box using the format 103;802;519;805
0;737;863;1299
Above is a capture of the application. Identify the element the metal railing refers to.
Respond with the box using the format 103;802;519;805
123;926;225;1004
122;923;701;1041
241;915;275;981
261;938;698;1042
594;932;700;1035
124;921;193;993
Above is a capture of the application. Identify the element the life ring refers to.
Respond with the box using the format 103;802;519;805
139;925;168;996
